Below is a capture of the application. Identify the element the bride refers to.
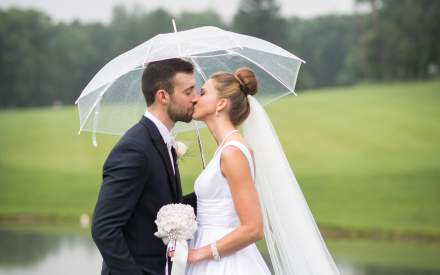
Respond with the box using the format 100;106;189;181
185;68;340;275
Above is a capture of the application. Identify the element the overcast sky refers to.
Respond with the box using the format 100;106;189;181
0;0;358;23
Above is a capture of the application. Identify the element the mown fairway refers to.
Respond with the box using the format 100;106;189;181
0;80;439;237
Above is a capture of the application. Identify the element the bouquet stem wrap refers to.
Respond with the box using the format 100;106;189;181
154;204;197;275
166;239;189;275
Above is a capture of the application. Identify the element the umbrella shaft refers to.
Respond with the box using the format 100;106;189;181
193;122;206;169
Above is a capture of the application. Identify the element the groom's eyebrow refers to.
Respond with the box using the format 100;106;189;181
184;85;195;92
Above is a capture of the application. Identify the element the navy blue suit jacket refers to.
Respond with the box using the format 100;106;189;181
92;116;197;275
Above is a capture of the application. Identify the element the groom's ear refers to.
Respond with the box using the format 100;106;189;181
155;89;170;105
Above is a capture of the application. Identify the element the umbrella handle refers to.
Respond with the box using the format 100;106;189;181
192;121;206;169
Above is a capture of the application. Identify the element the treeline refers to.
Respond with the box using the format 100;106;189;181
0;0;438;108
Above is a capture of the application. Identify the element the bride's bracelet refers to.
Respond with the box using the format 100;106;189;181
210;242;221;261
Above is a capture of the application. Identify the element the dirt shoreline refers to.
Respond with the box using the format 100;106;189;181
1;214;439;242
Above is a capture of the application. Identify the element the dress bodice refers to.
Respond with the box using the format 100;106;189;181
194;141;255;229
187;141;271;275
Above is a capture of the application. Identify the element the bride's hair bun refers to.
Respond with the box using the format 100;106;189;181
235;67;258;96
209;68;258;126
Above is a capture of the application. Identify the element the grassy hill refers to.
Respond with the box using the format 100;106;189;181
0;80;439;238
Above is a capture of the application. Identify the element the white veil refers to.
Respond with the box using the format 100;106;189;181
243;96;340;275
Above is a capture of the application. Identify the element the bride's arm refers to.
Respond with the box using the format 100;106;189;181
188;146;264;263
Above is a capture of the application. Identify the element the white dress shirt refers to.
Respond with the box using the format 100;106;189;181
144;110;175;174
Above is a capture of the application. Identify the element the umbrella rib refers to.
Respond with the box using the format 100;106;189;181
146;40;180;63
77;41;153;104
146;36;188;60
149;36;236;58
264;91;298;106
224;32;243;50
183;39;232;56
189;57;208;81
227;49;297;96
188;56;208;168
79;67;147;135
191;52;236;58
78;80;114;132
144;39;154;64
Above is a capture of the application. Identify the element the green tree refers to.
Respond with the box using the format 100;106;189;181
176;10;227;31
109;6;173;55
232;0;288;46
49;21;108;104
286;15;363;89
0;9;55;107
356;0;440;80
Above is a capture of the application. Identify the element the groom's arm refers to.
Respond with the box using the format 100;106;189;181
183;192;197;215
92;140;148;275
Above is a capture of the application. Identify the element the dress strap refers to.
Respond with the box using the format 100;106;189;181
218;141;255;180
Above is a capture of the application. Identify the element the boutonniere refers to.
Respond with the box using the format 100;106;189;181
175;141;189;159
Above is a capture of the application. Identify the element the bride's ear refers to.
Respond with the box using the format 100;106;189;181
216;98;229;115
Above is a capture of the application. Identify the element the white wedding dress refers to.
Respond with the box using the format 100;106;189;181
186;140;271;275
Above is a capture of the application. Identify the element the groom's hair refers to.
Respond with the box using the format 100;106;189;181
142;58;194;106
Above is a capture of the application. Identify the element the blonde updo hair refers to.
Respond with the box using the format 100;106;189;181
210;67;258;126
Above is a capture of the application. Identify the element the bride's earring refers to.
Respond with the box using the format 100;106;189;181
215;109;219;117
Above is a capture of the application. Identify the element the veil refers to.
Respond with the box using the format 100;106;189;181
243;96;340;275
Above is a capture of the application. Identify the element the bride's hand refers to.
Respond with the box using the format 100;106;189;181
187;248;201;264
187;247;210;264
169;249;198;263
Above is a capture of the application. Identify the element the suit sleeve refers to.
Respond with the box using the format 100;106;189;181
91;140;148;275
183;192;197;215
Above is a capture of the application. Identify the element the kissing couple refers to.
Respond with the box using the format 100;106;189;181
91;58;340;275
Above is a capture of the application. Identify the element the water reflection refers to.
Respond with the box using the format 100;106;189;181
0;229;61;267
0;228;439;275
0;229;101;275
337;261;440;275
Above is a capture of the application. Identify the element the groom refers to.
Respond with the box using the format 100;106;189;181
92;58;197;275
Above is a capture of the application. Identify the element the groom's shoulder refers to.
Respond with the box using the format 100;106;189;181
124;119;150;140
112;120;152;153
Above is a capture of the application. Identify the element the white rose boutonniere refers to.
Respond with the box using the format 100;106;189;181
175;141;189;159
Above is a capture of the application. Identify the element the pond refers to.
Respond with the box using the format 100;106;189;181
0;227;439;275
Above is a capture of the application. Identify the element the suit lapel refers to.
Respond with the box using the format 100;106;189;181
152;140;178;200
172;148;183;202
140;116;179;201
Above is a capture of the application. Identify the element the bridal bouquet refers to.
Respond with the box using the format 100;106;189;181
154;203;197;275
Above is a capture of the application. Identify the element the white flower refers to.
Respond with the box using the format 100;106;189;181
175;141;189;158
154;203;197;245
79;213;90;228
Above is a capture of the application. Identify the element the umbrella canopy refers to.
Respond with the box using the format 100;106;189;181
75;26;305;137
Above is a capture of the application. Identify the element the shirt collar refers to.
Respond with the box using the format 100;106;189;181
144;110;173;145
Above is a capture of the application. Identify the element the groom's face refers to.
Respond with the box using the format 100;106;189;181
167;72;196;123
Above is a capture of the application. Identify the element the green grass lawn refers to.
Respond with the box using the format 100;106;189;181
0;80;439;237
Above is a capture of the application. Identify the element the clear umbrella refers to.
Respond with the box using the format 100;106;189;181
74;23;342;275
75;23;305;166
